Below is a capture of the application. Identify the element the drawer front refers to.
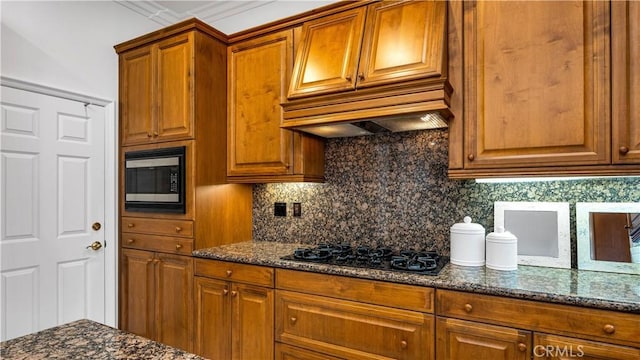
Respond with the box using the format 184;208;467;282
276;269;434;313
436;290;640;347
194;259;274;287
276;290;434;360
276;343;345;360
121;232;193;255
122;217;193;238
534;333;640;359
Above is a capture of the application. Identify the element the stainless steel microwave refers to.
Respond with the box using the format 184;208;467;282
124;146;186;213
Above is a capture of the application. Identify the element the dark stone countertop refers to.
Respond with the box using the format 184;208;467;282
193;241;640;314
0;319;204;360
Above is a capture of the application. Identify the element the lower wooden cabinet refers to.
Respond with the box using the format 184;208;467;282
276;342;344;360
119;248;193;352
534;333;640;360
194;259;275;360
436;317;531;360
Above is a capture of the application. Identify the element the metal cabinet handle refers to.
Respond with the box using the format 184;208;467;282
603;324;615;334
226;270;233;277
127;223;135;228
464;303;473;313
175;227;182;233
175;244;183;250
223;289;228;296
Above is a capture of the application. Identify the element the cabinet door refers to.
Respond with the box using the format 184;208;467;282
357;0;446;88
463;1;610;169
194;277;231;359
287;7;366;98
534;333;640;360
155;253;193;352
120;45;154;146
612;1;640;164
232;283;274;360
436;318;531;360
156;32;194;142
119;248;155;339
227;30;294;176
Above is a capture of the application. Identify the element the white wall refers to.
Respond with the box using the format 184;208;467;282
1;0;161;100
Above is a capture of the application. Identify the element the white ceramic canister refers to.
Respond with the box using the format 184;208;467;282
450;216;486;266
486;226;518;271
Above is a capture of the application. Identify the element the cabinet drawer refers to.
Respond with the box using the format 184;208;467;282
276;290;434;360
121;232;193;255
122;217;193;238
436;290;640;347
194;259;274;287
276;343;344;360
534;333;640;359
276;269;434;313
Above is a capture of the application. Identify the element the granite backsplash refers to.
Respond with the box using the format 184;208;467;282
253;129;640;266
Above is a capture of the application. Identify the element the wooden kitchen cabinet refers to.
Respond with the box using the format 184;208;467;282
436;290;640;355
534;333;640;360
275;269;435;360
227;29;325;183
287;0;446;98
612;1;640;164
436;318;531;360
194;259;275;360
120;248;193;352
119;32;194;146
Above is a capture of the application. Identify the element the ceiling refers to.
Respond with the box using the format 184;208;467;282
114;0;339;35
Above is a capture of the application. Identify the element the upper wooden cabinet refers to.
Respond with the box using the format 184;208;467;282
227;29;325;183
448;0;640;178
281;0;450;132
288;1;446;98
612;1;640;164
119;32;194;146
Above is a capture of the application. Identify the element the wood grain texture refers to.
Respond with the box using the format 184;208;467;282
534;333;640;360
275;343;345;360
436;317;531;360
232;283;275;360
462;0;610;169
121;232;194;255
436;290;640;348
119;248;155;340
195;259;274;287
194;277;232;359
447;0;464;170
121;217;194;238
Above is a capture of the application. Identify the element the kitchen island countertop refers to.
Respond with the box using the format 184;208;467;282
0;319;204;360
194;241;640;314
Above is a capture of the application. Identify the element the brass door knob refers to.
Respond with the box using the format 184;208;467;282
86;241;102;251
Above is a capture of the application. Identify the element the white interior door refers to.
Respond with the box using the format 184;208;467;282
0;85;106;341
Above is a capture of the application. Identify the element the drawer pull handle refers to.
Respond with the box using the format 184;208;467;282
231;291;237;297
175;227;182;233
175;244;183;250
400;340;408;349
127;223;134;228
226;270;233;277
467;154;475;161
127;239;134;244
345;75;352;82
223;289;228;296
518;343;526;352
464;303;473;313
290;317;297;324
603;324;615;334
153;131;159;137
619;146;630;155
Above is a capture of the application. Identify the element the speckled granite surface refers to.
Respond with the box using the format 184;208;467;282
252;129;640;267
0;319;203;360
193;241;640;314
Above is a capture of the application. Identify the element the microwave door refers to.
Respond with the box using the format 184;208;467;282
125;157;180;203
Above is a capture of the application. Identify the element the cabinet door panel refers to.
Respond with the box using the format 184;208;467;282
120;46;154;145
232;284;274;360
156;33;194;141
155;253;193;352
534;333;640;360
287;7;366;98
120;248;155;339
612;1;640;164
436;318;531;360
194;277;231;359
358;0;446;88
464;1;610;168
228;30;294;176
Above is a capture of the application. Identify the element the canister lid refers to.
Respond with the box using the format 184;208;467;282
450;216;485;233
486;226;518;242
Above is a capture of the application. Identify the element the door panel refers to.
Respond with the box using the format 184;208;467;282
0;86;106;341
120;248;154;339
194;277;231;359
120;46;153;145
155;253;193;352
232;283;274;360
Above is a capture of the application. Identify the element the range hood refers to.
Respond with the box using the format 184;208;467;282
281;80;453;138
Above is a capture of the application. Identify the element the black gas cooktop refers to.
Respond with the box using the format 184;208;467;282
281;244;448;275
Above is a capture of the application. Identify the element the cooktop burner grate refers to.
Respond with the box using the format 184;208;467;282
281;244;448;275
